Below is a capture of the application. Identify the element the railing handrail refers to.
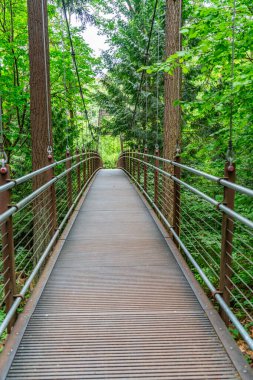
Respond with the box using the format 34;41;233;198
123;152;253;198
121;154;253;230
0;155;98;224
0;151;97;194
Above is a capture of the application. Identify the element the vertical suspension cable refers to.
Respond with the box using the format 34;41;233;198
0;93;7;168
155;21;160;147
0;93;4;154
61;0;95;142
145;75;148;147
81;119;85;149
227;0;236;165
60;21;70;151
41;0;52;153
131;0;159;132
176;0;183;156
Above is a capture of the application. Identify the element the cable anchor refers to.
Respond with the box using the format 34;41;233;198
0;150;8;174
47;145;53;160
226;141;235;172
175;140;181;157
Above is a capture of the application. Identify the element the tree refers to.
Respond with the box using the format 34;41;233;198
27;0;53;185
163;0;182;161
163;0;182;227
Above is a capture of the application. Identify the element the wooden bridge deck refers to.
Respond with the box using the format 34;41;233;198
5;170;245;379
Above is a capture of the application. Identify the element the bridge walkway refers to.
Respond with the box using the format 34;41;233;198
5;169;243;379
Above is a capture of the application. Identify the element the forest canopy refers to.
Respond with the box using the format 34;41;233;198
0;0;252;180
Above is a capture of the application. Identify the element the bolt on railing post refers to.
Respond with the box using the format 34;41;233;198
144;146;148;193
76;149;81;193
154;147;159;206
137;146;140;184
66;150;72;209
47;154;57;235
219;162;236;326
173;154;181;247
0;165;17;332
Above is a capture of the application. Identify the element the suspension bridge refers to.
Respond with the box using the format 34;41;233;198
0;0;252;378
0;151;252;379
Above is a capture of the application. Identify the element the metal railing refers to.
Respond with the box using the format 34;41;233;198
118;150;253;350
0;150;103;339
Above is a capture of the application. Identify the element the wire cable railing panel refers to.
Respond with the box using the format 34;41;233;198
0;151;102;344
118;151;253;355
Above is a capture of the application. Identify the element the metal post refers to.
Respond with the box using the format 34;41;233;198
76;149;81;193
132;150;136;179
219;162;236;325
94;152;97;172
82;148;86;186
128;148;131;174
122;151;125;170
173;154;181;247
154;147;159;206
127;149;130;173
0;165;17;332
144;146;148;193
66;150;72;209
88;151;91;178
47;154;57;235
86;151;89;179
137;146;140;184
91;151;94;175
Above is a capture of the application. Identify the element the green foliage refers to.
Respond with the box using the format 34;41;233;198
0;0;98;171
99;135;121;168
93;0;164;149
145;0;253;185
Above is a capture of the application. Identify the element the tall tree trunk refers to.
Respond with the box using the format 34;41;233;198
28;0;53;179
163;0;182;225
27;0;54;263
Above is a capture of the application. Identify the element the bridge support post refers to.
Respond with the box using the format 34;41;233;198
87;151;90;179
0;165;17;332
128;149;130;174
173;154;181;246
94;152;98;171
137;146;140;184
47;154;57;235
82;148;86;186
90;151;93;177
132;150;135;179
144;146;148;193
121;151;125;170
76;149;81;193
154;147;159;206
91;151;94;176
66;150;72;209
219;162;236;325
